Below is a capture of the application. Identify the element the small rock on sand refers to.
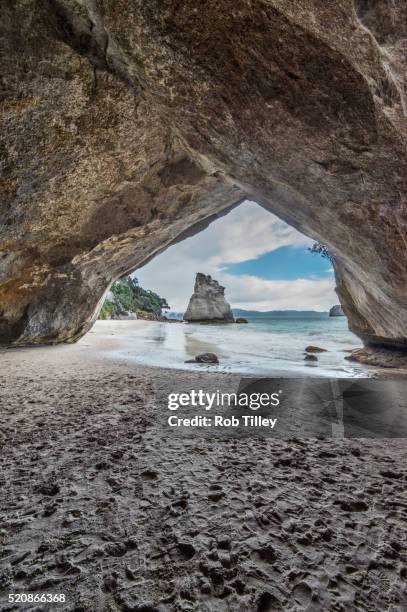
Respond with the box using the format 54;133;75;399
185;353;219;364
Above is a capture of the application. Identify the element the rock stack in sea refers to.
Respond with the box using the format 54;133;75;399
184;273;234;323
329;305;345;317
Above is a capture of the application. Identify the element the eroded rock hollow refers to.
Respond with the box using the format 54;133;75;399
1;0;406;349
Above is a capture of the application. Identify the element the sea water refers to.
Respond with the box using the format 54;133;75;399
118;315;371;378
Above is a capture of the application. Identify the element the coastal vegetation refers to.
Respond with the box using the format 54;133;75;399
308;242;332;263
99;276;169;320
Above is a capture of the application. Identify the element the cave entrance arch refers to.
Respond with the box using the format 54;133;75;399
1;1;406;352
1;182;405;353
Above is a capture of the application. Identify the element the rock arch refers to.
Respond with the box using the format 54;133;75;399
1;0;406;350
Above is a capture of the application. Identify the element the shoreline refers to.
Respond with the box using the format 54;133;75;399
2;319;407;380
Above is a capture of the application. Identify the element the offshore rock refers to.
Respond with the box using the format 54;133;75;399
329;305;345;317
0;1;406;358
305;346;328;353
184;274;234;323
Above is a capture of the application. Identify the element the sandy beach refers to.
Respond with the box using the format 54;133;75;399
1;321;406;611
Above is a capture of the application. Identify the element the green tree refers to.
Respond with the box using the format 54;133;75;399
308;242;333;263
99;276;170;319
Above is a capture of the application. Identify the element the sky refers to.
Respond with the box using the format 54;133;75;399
136;200;337;312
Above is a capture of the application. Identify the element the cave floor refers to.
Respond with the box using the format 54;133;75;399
0;330;406;611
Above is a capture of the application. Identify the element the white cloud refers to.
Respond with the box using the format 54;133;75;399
135;201;337;312
221;274;337;312
201;200;312;266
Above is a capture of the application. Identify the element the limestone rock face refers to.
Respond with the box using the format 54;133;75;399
184;274;234;323
0;1;407;352
329;305;345;317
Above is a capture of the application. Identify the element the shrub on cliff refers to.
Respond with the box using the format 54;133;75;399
308;242;333;263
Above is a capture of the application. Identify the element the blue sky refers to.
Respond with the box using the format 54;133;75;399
224;245;333;281
137;200;337;312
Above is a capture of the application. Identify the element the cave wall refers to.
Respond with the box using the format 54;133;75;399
0;0;406;347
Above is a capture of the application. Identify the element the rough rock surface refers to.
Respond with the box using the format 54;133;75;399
346;347;407;369
330;305;346;317
1;1;407;352
184;274;234;323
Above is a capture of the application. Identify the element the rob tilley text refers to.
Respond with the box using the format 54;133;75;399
167;390;281;429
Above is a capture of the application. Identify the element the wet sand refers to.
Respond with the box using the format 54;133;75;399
0;321;406;611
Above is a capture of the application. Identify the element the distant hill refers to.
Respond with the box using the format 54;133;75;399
168;309;329;320
232;309;328;318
